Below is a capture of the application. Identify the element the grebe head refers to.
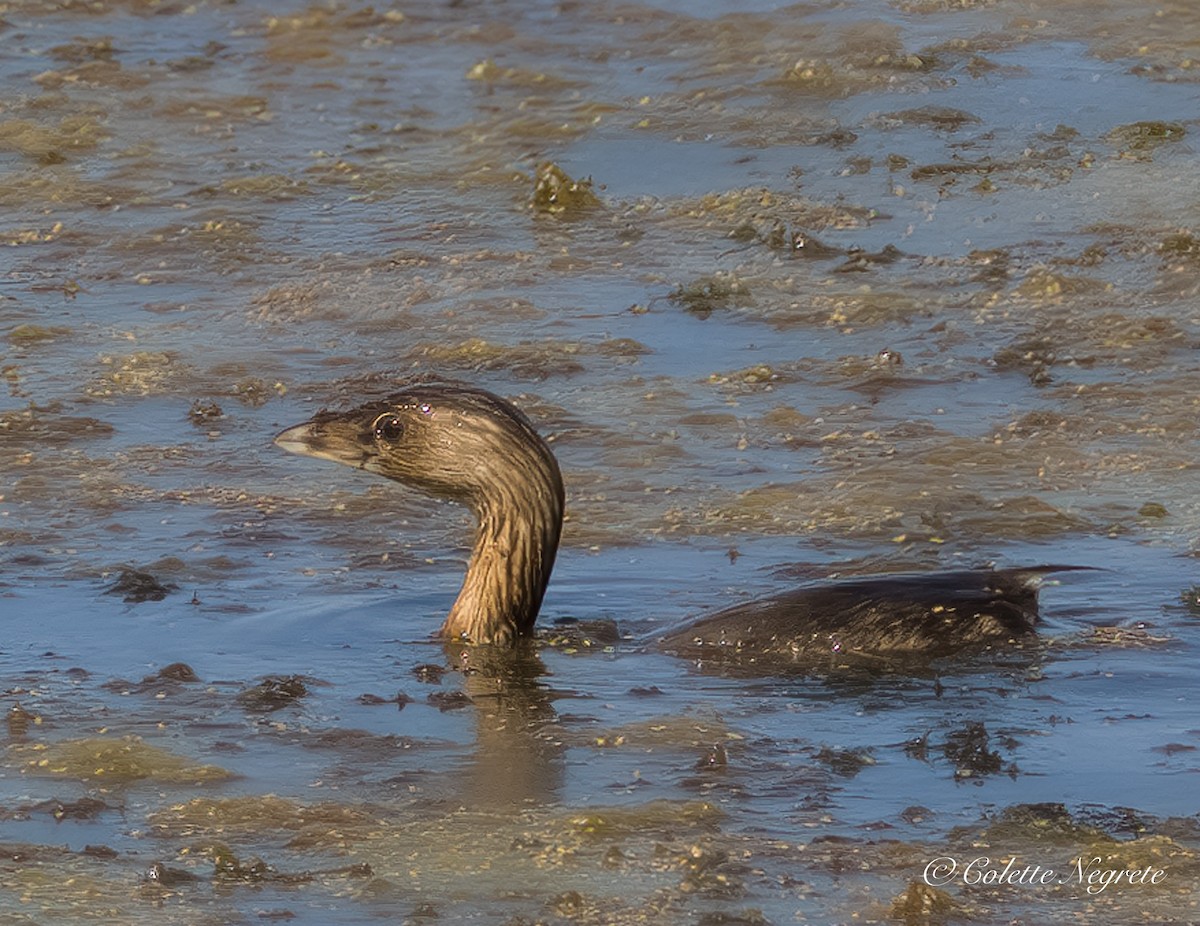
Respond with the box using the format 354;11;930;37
275;382;564;645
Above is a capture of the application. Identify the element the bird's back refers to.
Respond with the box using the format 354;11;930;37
657;567;1075;667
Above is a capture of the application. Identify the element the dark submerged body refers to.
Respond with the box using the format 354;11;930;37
657;567;1070;665
276;382;1079;664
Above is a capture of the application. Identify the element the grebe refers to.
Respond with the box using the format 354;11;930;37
275;382;1075;660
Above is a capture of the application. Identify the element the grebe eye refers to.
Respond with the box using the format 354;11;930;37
374;416;404;442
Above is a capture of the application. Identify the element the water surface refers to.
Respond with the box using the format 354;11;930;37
2;0;1199;922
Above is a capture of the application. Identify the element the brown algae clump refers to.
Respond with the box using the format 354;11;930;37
567;800;723;839
778;58;841;90
89;351;184;397
1011;267;1110;304
0;404;113;444
668;187;870;235
148;795;374;842
236;675;310;712
669;273;752;318
7;324;71;345
262;5;403;64
706;364;783;390
1108;121;1185;144
14;736;231;784
941;721;1008;779
530;162;601;215
1159;231;1200;263
104;568;177;603
1105;120;1185;155
409;337;588;378
0;116;108;163
876;105;981;131
218;174;310;200
466;59;574;89
955;802;1104;846
890;880;967;923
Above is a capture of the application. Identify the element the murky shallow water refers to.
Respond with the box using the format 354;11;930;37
2;0;1200;922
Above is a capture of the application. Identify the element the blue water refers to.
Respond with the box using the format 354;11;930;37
2;0;1199;922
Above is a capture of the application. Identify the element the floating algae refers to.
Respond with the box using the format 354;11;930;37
567;800;723;839
889;880;967;925
7;324;71;344
0;403;113;444
88;351;185;397
410;336;586;378
104;567;177;603
530;161;601;216
669;273;753;318
1105;120;1185;155
0;115;108;163
13;736;231;784
236;675;310;712
147;794;375;842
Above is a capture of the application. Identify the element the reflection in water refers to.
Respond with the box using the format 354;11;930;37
444;641;564;808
